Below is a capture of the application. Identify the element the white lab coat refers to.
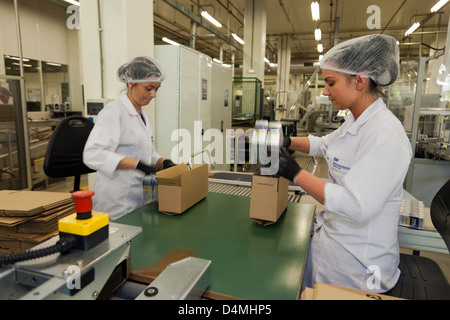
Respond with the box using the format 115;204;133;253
302;98;413;293
83;94;161;220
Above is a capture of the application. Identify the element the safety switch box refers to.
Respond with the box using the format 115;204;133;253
58;190;109;251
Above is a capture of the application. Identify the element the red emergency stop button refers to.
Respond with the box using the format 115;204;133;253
72;190;94;220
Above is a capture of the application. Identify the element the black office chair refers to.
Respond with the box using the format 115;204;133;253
44;116;95;192
386;179;450;300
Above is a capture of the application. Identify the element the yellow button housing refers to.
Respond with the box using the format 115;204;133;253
58;211;109;236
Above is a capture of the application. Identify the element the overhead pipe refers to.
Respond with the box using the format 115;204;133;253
97;0;104;99
215;0;243;26
162;0;243;52
381;0;407;34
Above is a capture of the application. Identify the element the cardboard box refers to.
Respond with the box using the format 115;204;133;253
249;173;289;226
156;164;208;215
301;282;405;300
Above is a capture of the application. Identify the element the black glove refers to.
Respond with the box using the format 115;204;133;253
162;159;176;169
277;147;301;182
283;136;292;148
136;160;157;175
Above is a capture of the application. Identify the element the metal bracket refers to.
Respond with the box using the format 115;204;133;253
136;257;211;300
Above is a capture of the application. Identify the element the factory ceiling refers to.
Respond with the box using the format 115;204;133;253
153;0;450;74
52;0;450;75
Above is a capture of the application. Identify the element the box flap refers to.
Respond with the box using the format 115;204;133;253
156;164;189;186
251;217;278;226
180;164;208;185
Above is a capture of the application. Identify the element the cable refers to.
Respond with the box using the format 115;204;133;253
0;236;77;267
421;43;445;51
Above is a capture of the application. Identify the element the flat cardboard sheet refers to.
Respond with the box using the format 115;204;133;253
0;190;73;216
0;190;74;254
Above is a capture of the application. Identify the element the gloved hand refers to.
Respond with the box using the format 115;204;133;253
136;160;157;175
277;147;301;182
283;136;292;148
162;159;176;169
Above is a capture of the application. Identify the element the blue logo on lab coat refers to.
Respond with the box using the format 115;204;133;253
332;157;350;171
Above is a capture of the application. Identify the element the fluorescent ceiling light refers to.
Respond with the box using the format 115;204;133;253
201;11;222;28
46;62;62;66
405;22;420;36
315;28;322;41
431;0;449;12
319;54;324;61
232;33;244;45
162;37;180;46
213;58;223;64
6;56;29;62
311;2;320;21
64;0;80;6
13;63;32;67
264;57;270;63
317;43;323;53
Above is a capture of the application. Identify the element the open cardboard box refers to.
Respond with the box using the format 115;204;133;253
249;173;289;226
156;163;208;215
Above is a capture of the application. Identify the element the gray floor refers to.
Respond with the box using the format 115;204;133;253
42;152;450;283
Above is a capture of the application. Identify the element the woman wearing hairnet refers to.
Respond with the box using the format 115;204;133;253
83;56;175;220
277;34;413;293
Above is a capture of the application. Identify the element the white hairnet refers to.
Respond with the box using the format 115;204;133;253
320;34;399;86
117;56;166;83
0;87;11;95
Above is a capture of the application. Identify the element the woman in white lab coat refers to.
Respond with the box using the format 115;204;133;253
277;34;413;293
83;57;175;220
0;87;13;105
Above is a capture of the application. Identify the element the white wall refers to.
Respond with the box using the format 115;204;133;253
0;0;83;111
0;0;69;64
79;0;155;119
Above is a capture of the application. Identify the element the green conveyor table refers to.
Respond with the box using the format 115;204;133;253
116;192;315;300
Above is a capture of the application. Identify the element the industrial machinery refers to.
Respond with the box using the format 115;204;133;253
0;190;211;300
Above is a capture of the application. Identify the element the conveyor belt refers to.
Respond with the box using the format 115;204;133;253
208;182;301;203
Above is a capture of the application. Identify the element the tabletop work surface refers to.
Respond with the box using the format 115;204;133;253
116;192;315;300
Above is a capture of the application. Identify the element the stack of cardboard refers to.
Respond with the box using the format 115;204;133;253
0;190;74;254
301;282;405;300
